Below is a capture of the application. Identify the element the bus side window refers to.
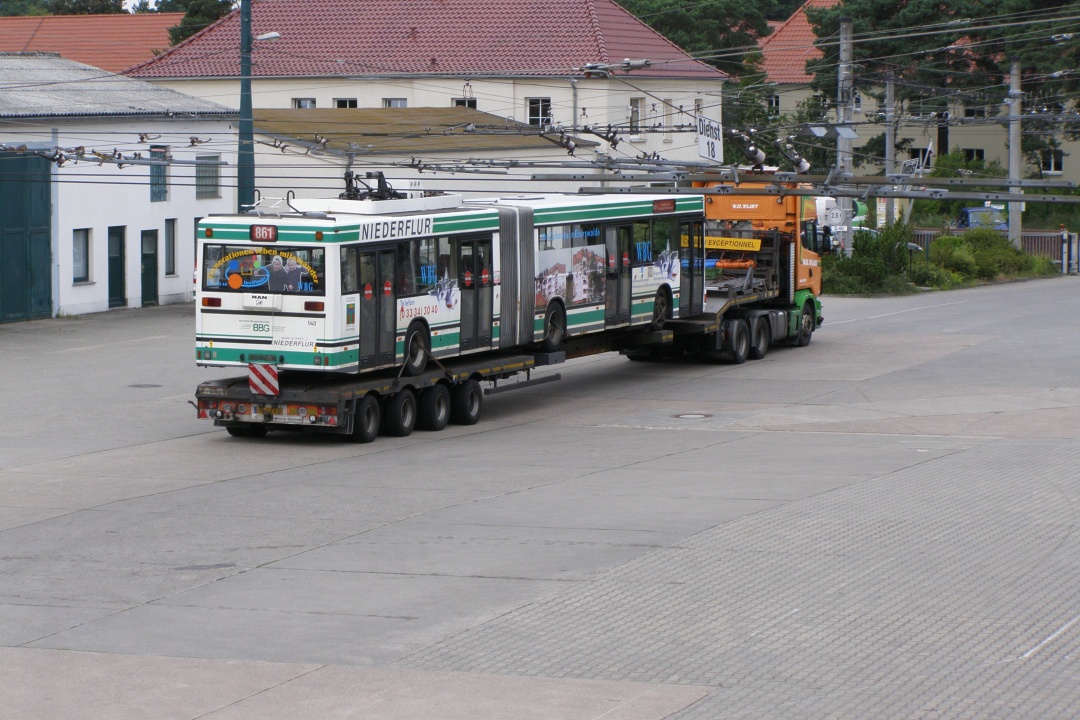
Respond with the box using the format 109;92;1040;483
415;237;438;294
398;242;416;295
341;247;359;294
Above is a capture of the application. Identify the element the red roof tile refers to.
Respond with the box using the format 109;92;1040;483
126;0;724;80
759;0;838;84
0;13;182;73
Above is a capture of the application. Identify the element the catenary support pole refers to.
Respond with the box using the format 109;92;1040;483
1008;58;1022;249
237;0;254;212
885;72;895;227
837;17;854;250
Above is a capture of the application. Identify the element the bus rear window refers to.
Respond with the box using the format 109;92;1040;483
202;245;325;295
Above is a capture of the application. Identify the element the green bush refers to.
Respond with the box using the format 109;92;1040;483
929;236;978;277
905;261;966;289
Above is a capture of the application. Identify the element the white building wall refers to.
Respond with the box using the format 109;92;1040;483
149;75;723;167
9;116;235;317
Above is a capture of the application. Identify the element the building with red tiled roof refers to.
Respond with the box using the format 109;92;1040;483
0;13;182;73
759;0;836;87
126;0;727;168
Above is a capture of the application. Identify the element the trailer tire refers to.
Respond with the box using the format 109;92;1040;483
795;302;815;347
382;389;417;437
226;423;267;438
348;394;381;443
748;317;769;360
539;302;566;352
402;322;429;376
650;287;671;329
730;319;750;364
451;378;483;425
418;384;451;431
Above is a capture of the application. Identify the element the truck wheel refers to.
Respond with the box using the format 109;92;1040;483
748;318;769;360
402;322;429;376
382;389;417;437
650;287;671;329
730;319;750;364
418;384;451;431
451;378;483;425
348;394;381;443
795;302;815;347
226;423;267;438
539;303;566;352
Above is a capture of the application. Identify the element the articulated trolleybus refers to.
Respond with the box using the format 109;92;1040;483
194;176;824;441
195;183;712;441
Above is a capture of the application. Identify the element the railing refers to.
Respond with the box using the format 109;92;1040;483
911;228;1071;261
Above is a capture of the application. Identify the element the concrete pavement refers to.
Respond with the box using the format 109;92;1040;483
1;278;1078;718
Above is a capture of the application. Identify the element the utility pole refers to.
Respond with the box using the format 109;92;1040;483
837;17;854;248
237;0;254;212
884;72;895;227
1008;58;1022;249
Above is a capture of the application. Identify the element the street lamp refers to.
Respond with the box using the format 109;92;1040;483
237;1;280;212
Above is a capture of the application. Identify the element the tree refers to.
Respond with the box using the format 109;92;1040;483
46;0;125;13
1;0;49;15
168;0;232;45
615;0;777;78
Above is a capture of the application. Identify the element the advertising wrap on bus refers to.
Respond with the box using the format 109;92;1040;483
203;245;325;295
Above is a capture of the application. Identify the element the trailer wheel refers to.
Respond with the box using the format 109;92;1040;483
382;389;417;437
748;318;769;360
650;287;671;329
730;319;750;364
348;394;381;443
402;322;429;376
539;302;566;352
418;384;451;431
226;423;267;438
451;378;483;425
795;302;815;347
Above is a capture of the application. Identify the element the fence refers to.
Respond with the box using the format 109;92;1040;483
911;229;1078;270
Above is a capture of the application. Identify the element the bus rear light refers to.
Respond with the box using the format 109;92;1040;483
305;301;324;311
205;228;213;238
315;231;324;241
202;297;221;307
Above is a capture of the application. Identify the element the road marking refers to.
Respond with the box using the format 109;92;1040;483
1022;613;1080;658
828;301;968;325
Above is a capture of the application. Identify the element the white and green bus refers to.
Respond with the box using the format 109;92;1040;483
196;191;707;376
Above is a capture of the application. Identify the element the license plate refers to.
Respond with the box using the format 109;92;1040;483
254;405;283;415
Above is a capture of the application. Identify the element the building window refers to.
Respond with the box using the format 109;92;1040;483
963;148;985;162
768;94;781;116
335;98;357;108
964;105;987;118
1042;149;1064;173
661;97;673;141
453;97;477;109
629;97;644;134
292;98;316;109
150;145;168;202
195;154;220;199
165;218;177;276
527;97;551;126
73;228;91;283
382;98;407;108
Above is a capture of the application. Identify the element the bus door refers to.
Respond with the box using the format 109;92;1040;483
457;236;493;350
679;219;705;317
605;225;632;326
357;248;397;368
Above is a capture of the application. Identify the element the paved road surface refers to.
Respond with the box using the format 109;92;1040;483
1;278;1078;719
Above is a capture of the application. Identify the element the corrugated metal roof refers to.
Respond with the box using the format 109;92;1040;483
0;13;182;73
759;0;838;85
127;0;725;81
0;52;234;119
253;107;598;155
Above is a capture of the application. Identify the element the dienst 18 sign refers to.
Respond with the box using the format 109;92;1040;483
697;115;723;163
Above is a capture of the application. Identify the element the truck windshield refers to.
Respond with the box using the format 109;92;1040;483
970;209;1006;227
202;244;326;295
